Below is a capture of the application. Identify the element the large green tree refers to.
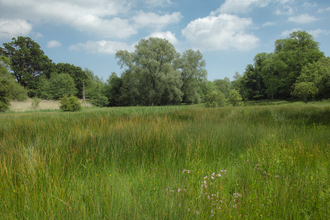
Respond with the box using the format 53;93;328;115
273;31;324;98
174;49;207;103
1;36;52;92
116;37;183;106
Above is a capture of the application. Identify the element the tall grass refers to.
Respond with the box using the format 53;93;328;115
0;103;329;219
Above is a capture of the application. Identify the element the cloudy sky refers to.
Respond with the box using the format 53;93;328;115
0;0;329;81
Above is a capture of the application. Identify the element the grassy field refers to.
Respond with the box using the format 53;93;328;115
0;102;329;219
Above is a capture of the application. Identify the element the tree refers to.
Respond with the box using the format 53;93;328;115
228;89;243;107
105;72;124;106
0;78;11;112
0;55;28;101
116;37;183;106
273;31;324;98
175;49;207;103
1;36;52;91
213;77;231;98
297;57;330;99
55;63;87;98
36;73;77;100
291;82;318;104
205;91;226;108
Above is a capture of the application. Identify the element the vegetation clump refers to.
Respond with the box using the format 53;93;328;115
59;95;81;111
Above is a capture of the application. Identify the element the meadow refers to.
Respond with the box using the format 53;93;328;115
0;102;329;219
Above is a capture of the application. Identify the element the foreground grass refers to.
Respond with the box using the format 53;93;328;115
0;103;329;219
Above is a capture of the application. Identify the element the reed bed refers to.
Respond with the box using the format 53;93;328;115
0;104;329;219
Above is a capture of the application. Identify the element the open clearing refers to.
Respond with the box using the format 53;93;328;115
0;103;329;219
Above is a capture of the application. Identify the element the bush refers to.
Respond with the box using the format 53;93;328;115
59;95;81;112
205;91;226;108
228;89;243;107
31;96;41;110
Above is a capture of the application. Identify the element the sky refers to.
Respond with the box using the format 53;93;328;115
0;0;330;81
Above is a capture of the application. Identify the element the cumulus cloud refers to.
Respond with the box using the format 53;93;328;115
132;11;182;30
147;31;179;45
281;28;329;38
69;40;137;54
307;29;330;38
35;32;43;39
211;0;272;14
47;40;62;48
288;14;318;24
281;28;301;37
0;0;136;39
317;7;330;13
0;19;32;39
182;14;259;51
262;21;276;27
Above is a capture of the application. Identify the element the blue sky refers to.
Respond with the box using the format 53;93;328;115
1;0;330;81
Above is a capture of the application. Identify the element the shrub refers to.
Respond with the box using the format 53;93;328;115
205;91;226;108
59;95;81;112
31;96;41;110
228;89;243;107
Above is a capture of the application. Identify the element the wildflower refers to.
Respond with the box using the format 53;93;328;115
217;207;221;209
187;208;190;212
184;189;187;192
212;203;216;206
208;195;211;199
212;194;216;197
233;204;237;208
211;176;215;179
217;174;221;177
170;190;174;193
247;160;249;162
212;172;215;176
178;188;181;192
196;211;200;215
204;176;208;179
179;203;181;207
166;187;170;191
275;175;279;178
211;210;214;214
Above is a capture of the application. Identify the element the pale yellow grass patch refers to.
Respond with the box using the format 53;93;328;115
9;99;92;112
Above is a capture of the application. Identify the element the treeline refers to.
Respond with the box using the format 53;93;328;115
230;30;330;102
1;31;329;112
1;36;209;110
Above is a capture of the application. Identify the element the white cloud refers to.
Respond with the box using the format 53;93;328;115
307;29;330;38
35;32;43;39
262;21;276;27
211;0;272;14
281;28;301;37
0;19;32;39
275;6;293;15
69;40;137;54
147;31;179;45
288;14;318;24
182;14;259;51
0;0;137;39
47;40;62;48
281;28;329;38
132;11;182;30
317;6;330;13
143;0;172;7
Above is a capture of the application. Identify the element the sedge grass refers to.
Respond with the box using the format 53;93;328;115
0;103;329;219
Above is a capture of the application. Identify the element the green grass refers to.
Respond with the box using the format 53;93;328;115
0;103;329;219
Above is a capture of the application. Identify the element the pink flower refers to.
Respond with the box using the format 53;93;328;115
217;174;221;177
196;211;200;215
178;188;181;192
179;203;181;207
187;208;190;212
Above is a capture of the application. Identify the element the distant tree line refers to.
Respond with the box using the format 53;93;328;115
0;36;208;110
1;31;329;112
